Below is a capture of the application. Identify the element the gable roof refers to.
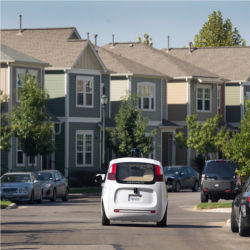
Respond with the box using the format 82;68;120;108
162;46;250;82
0;27;105;71
102;42;221;80
0;43;49;66
97;47;169;78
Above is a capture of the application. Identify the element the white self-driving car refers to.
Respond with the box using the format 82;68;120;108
101;157;168;226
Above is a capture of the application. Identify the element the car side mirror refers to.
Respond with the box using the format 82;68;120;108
55;178;60;182
180;172;184;176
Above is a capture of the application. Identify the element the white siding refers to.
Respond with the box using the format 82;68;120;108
110;79;129;101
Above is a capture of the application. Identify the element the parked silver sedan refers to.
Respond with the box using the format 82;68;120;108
0;172;42;203
36;170;69;202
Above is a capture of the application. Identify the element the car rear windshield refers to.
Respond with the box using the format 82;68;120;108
37;172;53;181
116;163;155;184
1;174;31;183
205;162;237;177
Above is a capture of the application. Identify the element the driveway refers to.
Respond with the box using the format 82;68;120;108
1;192;249;250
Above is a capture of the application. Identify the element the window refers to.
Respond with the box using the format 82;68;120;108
197;85;211;112
17;139;25;166
76;131;93;166
137;82;155;111
16;139;37;166
16;68;38;102
76;76;94;107
217;86;221;109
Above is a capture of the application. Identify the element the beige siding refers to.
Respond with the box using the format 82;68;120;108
167;82;187;104
45;73;65;98
110;79;129;101
225;86;240;105
0;67;9;97
74;45;102;70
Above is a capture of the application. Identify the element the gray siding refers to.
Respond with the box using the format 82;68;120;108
68;123;101;170
45;71;65;117
162;80;167;120
69;73;101;118
131;77;162;121
54;123;65;174
102;73;110;116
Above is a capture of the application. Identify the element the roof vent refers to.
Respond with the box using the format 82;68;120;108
87;32;90;40
167;35;170;53
189;42;193;54
112;34;115;47
129;44;134;47
94;34;98;46
17;15;22;35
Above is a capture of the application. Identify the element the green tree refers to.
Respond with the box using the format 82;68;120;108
194;10;246;47
11;73;55;167
221;101;250;177
109;94;156;157
0;92;12;152
137;33;153;47
175;114;228;160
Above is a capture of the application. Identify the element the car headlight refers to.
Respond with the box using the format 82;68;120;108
45;183;52;188
19;187;29;194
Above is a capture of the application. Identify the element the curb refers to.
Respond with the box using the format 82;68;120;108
6;203;17;209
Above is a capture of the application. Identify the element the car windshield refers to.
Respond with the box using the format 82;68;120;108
164;167;180;175
205;162;237;177
116;163;155;184
37;172;53;181
1;174;31;183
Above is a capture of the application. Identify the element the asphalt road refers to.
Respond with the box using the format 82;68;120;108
1;191;249;250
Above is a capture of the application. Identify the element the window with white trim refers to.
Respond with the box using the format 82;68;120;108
16;68;38;102
197;85;211;112
76;131;93;166
137;82;155;111
17;139;25;166
217;85;221;109
76;76;94;107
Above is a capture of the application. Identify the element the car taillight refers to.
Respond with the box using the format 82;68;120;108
108;164;117;180
155;165;163;182
248;197;250;203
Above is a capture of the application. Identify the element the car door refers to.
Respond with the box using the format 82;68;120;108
187;167;196;187
54;171;64;197
180;167;189;188
32;173;41;199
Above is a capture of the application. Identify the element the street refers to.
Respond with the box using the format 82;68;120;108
1;191;249;250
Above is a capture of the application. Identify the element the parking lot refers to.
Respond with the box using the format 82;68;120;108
1;191;249;250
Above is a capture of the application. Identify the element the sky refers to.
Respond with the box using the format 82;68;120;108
1;1;250;49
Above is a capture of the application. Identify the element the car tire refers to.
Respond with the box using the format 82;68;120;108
201;191;208;203
29;190;34;204
50;189;57;202
192;181;199;192
239;210;249;236
175;182;181;192
231;207;238;233
62;188;69;201
102;202;110;226
37;191;43;203
157;207;167;227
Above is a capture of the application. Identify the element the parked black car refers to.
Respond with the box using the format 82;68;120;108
201;160;238;203
163;165;200;192
231;177;250;236
36;170;69;202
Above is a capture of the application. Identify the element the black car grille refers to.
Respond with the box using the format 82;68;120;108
2;188;18;193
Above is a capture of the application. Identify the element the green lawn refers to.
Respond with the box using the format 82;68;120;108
196;201;232;210
0;200;12;209
69;186;102;194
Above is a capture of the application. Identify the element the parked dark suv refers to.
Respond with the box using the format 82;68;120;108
201;160;238;202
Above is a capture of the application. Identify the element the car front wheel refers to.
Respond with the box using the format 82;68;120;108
201;191;208;203
192;181;199;192
62;188;69;201
175;182;181;192
231;207;238;233
50;189;57;202
29;190;34;204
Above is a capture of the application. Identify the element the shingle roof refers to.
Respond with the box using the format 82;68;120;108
102;42;220;79
0;27;88;68
97;47;168;78
163;47;250;82
0;43;48;66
